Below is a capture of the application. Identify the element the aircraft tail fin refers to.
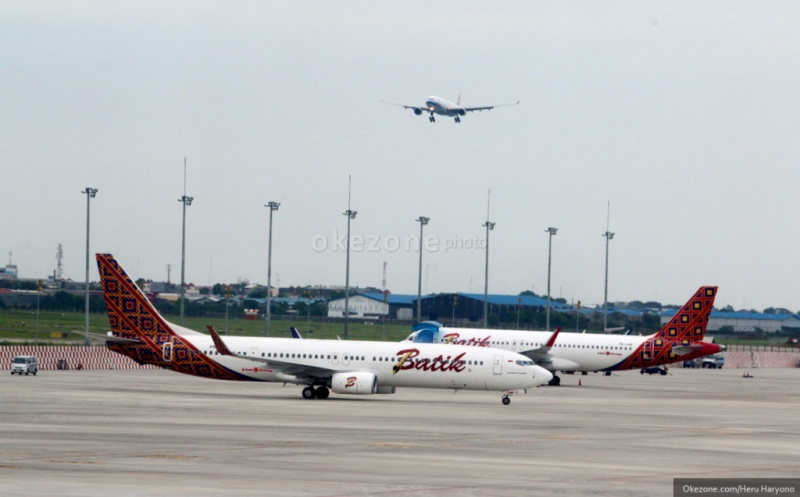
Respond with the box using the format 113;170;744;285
456;90;462;106
96;253;176;344
654;287;717;342
290;327;303;339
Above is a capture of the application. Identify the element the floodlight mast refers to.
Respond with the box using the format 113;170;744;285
82;187;98;346
178;158;193;326
343;176;357;340
265;201;280;337
545;227;558;331
482;220;495;328
603;202;614;332
416;216;430;322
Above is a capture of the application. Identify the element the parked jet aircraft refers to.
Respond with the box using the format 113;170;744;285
83;254;551;404
382;95;520;123
403;287;722;386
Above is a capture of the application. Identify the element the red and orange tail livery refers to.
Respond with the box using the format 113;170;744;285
96;253;247;380
654;286;717;343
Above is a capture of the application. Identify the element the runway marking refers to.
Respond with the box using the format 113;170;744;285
44;460;103;465
133;454;200;459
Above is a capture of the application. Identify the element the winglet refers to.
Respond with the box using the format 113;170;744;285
207;325;234;356
545;327;561;347
290;327;303;339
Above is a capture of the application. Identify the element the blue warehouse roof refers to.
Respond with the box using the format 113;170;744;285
661;309;800;321
360;293;419;305
442;293;572;309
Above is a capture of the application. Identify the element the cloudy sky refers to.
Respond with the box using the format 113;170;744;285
2;1;799;310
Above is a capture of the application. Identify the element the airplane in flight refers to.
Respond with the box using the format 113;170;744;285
82;254;552;405
382;94;520;123
403;287;723;386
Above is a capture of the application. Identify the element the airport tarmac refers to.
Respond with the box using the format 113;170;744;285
1;368;798;497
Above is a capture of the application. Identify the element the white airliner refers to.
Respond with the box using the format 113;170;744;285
403;287;723;386
382;95;520;123
83;254;552;405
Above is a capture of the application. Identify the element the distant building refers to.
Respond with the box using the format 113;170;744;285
661;309;800;333
419;293;571;322
0;264;18;281
327;293;416;319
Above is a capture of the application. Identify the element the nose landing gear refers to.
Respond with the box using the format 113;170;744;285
501;395;511;406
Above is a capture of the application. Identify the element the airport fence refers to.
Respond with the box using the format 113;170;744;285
1;345;156;371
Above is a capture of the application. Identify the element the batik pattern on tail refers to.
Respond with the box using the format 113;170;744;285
609;286;717;371
96;253;249;381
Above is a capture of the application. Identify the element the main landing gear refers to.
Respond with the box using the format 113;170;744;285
429;114;436;123
548;374;561;386
302;386;330;399
454;116;461;123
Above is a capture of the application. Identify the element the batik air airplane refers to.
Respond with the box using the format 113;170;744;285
382;94;520;123
81;254;552;405
403;287;723;386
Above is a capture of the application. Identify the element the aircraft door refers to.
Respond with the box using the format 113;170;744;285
332;353;339;365
343;353;351;366
162;342;173;362
512;340;517;351
493;355;503;375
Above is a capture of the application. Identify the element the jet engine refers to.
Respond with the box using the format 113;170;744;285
414;108;423;115
458;109;466;116
331;371;378;395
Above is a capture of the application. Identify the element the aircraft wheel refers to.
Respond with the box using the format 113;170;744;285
640;369;645;374
548;375;561;386
302;386;317;399
502;397;511;406
315;386;330;399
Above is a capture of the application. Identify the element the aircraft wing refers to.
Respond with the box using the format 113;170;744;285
463;100;521;112
381;100;427;113
207;326;335;378
520;327;560;364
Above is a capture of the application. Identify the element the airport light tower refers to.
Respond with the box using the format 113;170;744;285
603;203;614;332
178;159;193;326
545;227;558;331
265;201;280;337
416;216;430;322
343;176;357;340
482;220;495;328
82;187;98;346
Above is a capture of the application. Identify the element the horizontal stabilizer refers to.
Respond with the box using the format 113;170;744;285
70;330;141;344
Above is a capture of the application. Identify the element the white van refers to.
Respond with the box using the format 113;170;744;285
11;355;39;375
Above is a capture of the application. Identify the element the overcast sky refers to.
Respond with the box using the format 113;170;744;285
2;1;799;311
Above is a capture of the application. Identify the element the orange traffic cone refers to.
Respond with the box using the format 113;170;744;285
578;378;582;386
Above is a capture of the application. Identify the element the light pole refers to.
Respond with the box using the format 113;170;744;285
343;177;357;340
225;286;231;333
178;160;193;327
82;187;98;346
482;220;495;328
603;230;615;332
416;216;430;322
265;201;280;337
545;227;558;331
